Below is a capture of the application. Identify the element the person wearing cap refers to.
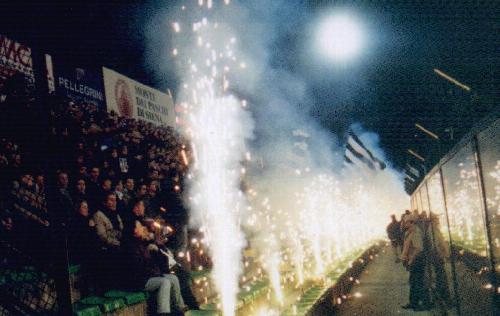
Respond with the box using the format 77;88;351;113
400;214;430;310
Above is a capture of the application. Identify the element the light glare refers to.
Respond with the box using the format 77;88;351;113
317;14;363;62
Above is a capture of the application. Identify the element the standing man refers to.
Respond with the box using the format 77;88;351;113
401;215;430;311
386;214;401;263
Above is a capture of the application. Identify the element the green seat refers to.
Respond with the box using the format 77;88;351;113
8;271;35;283
100;297;125;313
104;290;146;305
73;303;102;316
186;310;219;316
23;265;36;271
80;296;106;306
190;269;211;281
79;296;125;313
69;264;81;275
199;303;218;311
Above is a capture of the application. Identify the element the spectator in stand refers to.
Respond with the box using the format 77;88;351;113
102;160;116;181
386;214;401;263
0;210;14;245
122;199;148;242
113;179;127;216
6;153;23;184
0;210;18;267
101;178;113;196
77;165;88;180
73;178;87;204
20;173;35;193
136;183;148;200
34;173;45;197
121;220;189;315
69;200;97;264
122;178;135;205
93;193;123;249
93;192;123;289
114;180;124;200
86;167;101;210
0;151;9;200
56;171;74;222
108;148;122;178
144;180;161;218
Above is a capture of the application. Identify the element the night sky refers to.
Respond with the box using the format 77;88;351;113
1;0;498;190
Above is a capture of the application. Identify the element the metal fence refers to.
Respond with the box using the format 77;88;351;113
410;112;499;315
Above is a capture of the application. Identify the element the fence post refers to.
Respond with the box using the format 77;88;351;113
472;135;499;315
32;51;73;316
439;168;462;315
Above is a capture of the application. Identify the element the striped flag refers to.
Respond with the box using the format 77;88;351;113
344;130;386;171
406;164;420;178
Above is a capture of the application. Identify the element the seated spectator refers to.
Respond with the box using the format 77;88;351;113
77;165;88;180
122;198;147;237
122;220;188;315
122;178;135;205
86;167;101;210
56;171;74;222
69;200;97;264
93;193;123;250
108;148;121;176
136;183;148;200
92;192;123;289
34;172;45;197
0;210;14;245
73;178;87;204
144;180;161;218
114;179;124;201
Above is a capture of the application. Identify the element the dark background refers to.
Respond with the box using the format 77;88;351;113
0;0;498;191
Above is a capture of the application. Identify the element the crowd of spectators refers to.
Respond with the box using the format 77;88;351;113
386;209;451;312
0;76;199;314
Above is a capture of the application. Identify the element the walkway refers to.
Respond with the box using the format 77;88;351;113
333;246;494;316
335;246;436;315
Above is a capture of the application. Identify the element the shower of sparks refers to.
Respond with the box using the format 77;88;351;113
175;3;253;316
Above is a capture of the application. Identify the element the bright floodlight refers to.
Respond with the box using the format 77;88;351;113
317;14;364;62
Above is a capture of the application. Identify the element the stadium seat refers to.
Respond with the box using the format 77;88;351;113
103;290;146;306
186;310;219;316
73;303;102;316
79;296;126;313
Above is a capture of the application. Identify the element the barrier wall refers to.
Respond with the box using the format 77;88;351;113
410;112;499;311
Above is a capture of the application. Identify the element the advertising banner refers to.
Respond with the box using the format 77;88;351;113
46;54;105;107
102;67;175;127
0;33;35;92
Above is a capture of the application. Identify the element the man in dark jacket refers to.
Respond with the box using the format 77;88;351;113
56;171;74;223
387;214;401;262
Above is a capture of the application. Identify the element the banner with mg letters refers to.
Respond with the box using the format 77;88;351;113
102;67;175;127
0;33;35;93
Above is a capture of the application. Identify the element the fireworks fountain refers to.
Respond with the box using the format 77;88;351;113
170;3;255;315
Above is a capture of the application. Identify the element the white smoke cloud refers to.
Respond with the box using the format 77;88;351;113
143;1;408;314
